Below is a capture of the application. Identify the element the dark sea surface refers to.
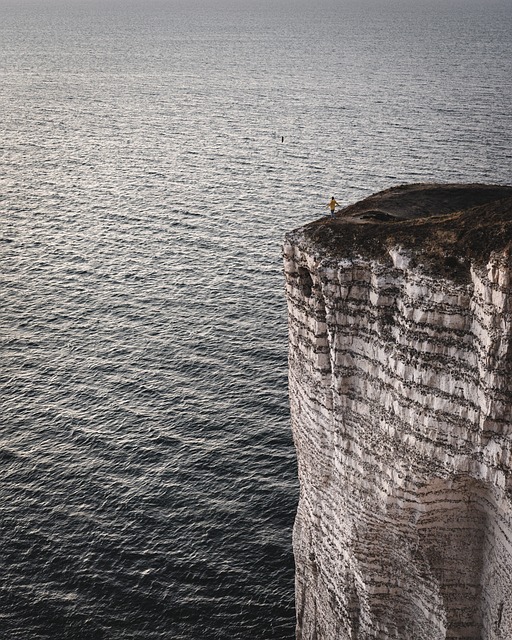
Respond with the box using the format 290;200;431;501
0;0;511;638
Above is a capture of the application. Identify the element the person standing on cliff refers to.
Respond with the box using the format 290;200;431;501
327;196;340;217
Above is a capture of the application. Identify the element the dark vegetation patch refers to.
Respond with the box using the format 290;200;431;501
298;184;512;283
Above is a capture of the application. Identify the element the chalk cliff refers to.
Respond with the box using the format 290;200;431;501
283;184;512;640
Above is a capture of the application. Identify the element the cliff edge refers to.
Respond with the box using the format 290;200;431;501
283;184;512;639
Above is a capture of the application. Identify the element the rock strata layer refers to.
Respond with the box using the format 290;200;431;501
283;184;512;639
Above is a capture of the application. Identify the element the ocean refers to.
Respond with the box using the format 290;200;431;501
1;0;510;638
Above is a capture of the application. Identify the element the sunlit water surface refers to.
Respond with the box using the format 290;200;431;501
1;1;511;638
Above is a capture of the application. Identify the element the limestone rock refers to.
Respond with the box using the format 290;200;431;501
284;184;512;639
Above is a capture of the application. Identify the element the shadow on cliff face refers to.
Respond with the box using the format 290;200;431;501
299;183;512;283
297;266;314;298
416;476;489;638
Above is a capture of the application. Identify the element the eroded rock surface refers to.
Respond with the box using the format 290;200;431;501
284;184;512;639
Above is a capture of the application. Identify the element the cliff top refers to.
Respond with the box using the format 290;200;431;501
289;183;512;280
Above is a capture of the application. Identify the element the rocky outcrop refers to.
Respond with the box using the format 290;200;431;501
283;184;512;639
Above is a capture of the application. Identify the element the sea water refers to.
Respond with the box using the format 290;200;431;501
1;0;511;638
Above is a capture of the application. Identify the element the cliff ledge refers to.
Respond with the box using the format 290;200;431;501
284;183;512;639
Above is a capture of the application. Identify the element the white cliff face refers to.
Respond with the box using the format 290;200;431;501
284;185;512;640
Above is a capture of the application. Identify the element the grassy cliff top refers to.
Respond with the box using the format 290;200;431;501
293;184;512;279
